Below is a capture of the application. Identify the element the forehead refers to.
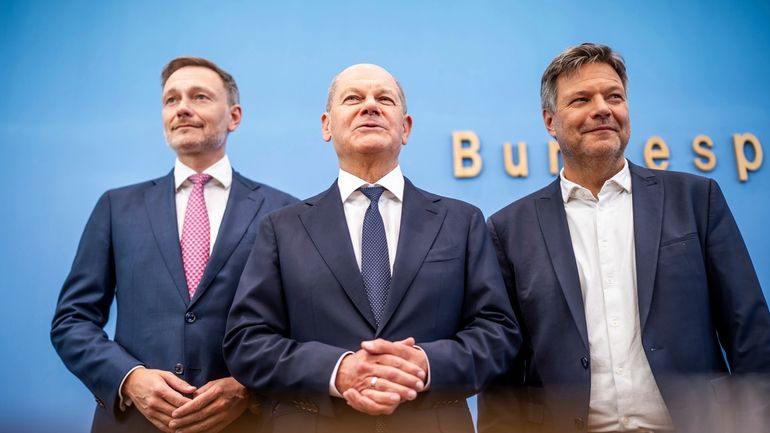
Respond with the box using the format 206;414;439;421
334;65;400;95
556;62;624;95
163;66;225;93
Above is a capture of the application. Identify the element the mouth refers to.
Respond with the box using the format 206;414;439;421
584;125;617;133
172;124;202;131
355;122;386;130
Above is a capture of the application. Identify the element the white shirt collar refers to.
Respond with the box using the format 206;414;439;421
560;158;631;203
174;154;233;191
337;165;404;203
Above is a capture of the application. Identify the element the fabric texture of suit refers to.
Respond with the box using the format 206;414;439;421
478;161;770;433
224;178;520;433
51;170;297;433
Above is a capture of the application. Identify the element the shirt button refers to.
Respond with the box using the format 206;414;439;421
616;367;624;375
174;363;184;375
621;416;630;425
610;318;620;327
185;312;196;323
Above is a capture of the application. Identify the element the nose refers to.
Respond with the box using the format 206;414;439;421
175;96;194;118
590;95;611;119
361;95;381;115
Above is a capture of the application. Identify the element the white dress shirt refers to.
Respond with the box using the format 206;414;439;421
561;160;673;432
119;154;233;408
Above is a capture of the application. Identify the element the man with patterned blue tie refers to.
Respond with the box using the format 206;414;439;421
51;57;297;433
224;63;520;433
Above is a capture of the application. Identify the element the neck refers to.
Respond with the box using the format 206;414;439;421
178;149;225;173
340;158;398;184
562;156;625;197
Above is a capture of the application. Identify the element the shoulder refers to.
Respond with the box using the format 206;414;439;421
489;179;559;225
629;161;716;199
232;171;299;206
408;181;484;220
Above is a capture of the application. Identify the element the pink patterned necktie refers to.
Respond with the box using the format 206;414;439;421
181;173;213;299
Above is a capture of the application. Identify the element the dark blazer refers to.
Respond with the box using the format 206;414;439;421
479;162;770;433
224;178;520;433
51;170;297;433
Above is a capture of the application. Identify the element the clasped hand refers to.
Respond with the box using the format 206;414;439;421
123;369;248;433
335;337;428;415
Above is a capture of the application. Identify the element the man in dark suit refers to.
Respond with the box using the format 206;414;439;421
479;43;770;433
224;63;520;433
51;57;297;433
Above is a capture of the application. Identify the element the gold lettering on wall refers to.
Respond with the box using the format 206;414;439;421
644;136;670;170
503;141;529;177
733;133;763;182
692;135;717;172
548;140;561;175
452;131;482;178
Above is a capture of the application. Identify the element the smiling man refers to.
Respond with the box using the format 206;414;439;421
51;57;297;433
224;63;520;433
479;43;770;433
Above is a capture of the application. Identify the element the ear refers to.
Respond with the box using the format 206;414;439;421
228;104;243;132
321;112;332;142
400;114;413;145
543;109;557;138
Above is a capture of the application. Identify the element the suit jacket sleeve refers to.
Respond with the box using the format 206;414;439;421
51;192;142;415
414;207;521;398
705;179;770;372
224;212;347;412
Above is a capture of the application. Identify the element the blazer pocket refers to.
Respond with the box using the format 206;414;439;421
424;245;462;263
659;232;697;248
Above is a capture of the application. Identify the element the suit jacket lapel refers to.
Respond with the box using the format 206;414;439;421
145;171;190;306
377;179;446;335
300;182;378;330
191;171;265;305
535;179;589;351
630;162;663;331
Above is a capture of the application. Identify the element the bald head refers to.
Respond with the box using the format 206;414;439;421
325;64;408;113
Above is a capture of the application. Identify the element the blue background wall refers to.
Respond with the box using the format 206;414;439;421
1;1;768;431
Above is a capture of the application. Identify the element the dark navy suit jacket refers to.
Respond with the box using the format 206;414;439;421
224;178;520;433
479;162;770;433
51;170;297;433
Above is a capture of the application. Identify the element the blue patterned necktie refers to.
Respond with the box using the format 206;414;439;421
359;186;390;326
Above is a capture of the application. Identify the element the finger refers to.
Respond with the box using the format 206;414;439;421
359;388;402;405
371;353;425;379
368;364;424;391
146;411;175;433
175;410;230;433
172;387;219;419
394;337;416;346
160;371;197;395
367;377;418;401
343;389;398;416
362;339;422;364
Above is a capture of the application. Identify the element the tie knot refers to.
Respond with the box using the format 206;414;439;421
188;173;213;186
359;186;386;204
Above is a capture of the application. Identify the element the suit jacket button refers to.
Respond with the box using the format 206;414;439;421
580;357;590;369
185;312;196;323
174;363;184;374
574;416;585;430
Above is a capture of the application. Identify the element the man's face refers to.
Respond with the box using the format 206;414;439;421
321;64;412;167
162;66;241;158
543;62;630;164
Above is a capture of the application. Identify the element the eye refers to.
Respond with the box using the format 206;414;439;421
570;97;589;105
163;96;177;105
342;95;361;104
607;93;625;101
378;96;395;105
194;93;211;101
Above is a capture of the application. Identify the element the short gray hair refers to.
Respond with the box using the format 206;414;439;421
540;43;627;112
325;72;408;114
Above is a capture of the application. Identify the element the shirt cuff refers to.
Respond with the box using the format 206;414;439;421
118;365;146;411
329;352;355;398
413;345;431;390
